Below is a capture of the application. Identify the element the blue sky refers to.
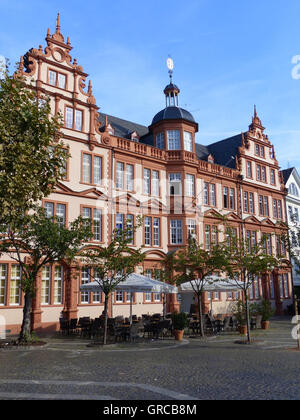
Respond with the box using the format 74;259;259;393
1;0;300;173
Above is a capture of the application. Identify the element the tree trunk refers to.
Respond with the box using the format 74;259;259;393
245;293;251;343
19;293;32;343
197;292;205;337
103;294;109;345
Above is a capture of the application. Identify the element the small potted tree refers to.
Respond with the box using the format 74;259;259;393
171;312;188;341
233;300;247;335
258;300;274;330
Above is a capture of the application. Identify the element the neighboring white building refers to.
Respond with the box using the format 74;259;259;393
282;168;300;286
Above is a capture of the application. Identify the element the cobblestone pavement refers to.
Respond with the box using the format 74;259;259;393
0;317;299;400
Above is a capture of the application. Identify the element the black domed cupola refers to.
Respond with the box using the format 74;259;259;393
149;58;198;153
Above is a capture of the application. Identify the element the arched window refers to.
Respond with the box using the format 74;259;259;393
289;183;299;197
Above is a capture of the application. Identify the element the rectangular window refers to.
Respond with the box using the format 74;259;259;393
144;217;152;246
156;133;165;150
255;144;260;156
230;188;235;210
210;184;216;206
93;156;102;185
167;130;180;150
81;267;90;304
187;219;196;239
0;264;7;305
144;169;151;195
260;146;265;158
249;193;254;214
224;187;229;209
93;269;102;303
82;154;92;184
169;173;182;195
49;70;57;86
257;165;261;181
54;266;63;305
93;209;102;242
58;73;66;89
116;291;124;303
153;218;160;247
45;202;54;218
270;170;276;185
204;183;209;205
152;170;159;196
116;213;124;231
41;266;51;305
170;220;183;245
247;161;252;178
244;192;249;213
203;183;216;206
126;215;134;245
10;265;21;305
184;131;193;152
74;110;83;131
264;197;269;217
145;292;152;302
116;162;124;189
205;225;211;251
66;107;73;129
154;293;161;302
273;199;278;219
126;164;134;191
278;201;283;219
262;166;266;182
56;204;66;227
259;196;264;216
186;174;195;197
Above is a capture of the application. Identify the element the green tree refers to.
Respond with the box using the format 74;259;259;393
223;233;280;343
0;209;92;343
80;220;145;345
171;237;228;337
0;66;67;225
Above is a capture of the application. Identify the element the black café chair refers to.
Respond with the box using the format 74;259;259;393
68;318;78;335
59;318;69;335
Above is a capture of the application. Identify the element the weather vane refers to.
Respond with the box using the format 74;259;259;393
167;56;174;84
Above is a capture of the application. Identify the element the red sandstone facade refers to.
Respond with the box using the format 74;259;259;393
0;16;292;334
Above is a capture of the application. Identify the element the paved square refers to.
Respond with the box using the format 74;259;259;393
0;317;299;400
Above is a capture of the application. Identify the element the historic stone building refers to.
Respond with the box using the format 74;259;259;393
281;167;300;287
0;16;293;333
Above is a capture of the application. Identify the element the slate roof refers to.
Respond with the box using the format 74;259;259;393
281;168;295;185
98;113;149;139
98;112;243;169
205;133;244;169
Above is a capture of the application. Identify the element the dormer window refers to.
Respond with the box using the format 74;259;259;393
184;131;193;152
131;132;140;142
167;130;180;150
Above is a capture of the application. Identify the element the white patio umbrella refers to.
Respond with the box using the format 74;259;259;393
179;276;243;314
179;276;242;292
80;273;178;324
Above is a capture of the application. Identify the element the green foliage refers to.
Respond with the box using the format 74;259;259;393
80;219;145;345
171;312;189;331
0;208;93;295
232;300;259;325
0;67;68;225
0;208;92;342
256;299;275;322
81;218;145;296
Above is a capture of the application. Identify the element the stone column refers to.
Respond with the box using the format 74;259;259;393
31;270;42;331
63;264;79;321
